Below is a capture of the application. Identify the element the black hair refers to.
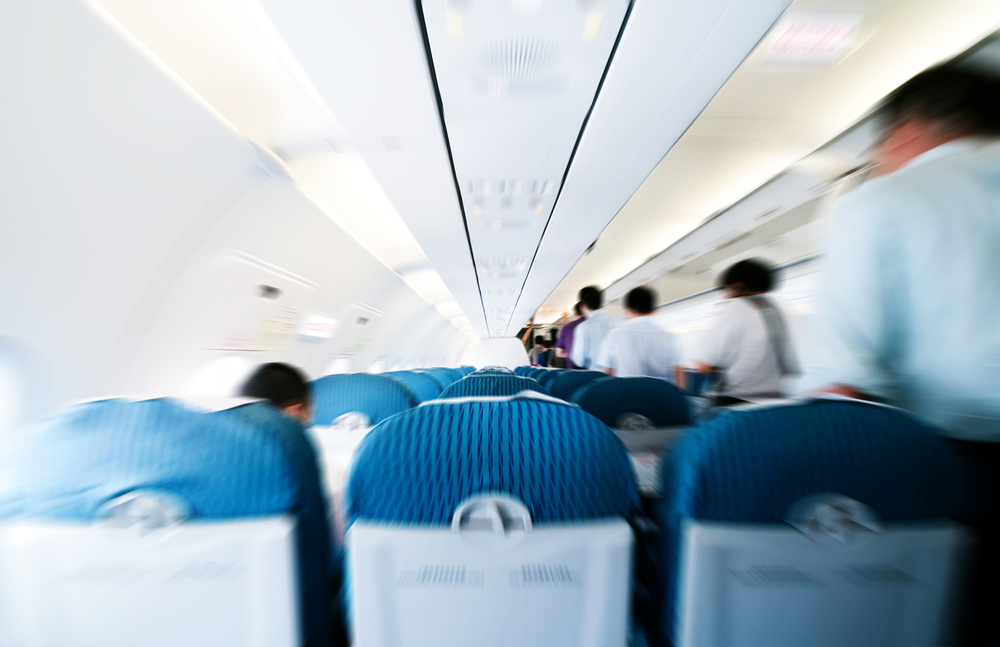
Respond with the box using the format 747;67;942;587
573;302;583;316
240;362;310;409
625;287;655;315
542;339;553;348
534;335;545;344
578;286;603;311
720;259;773;293
878;64;1000;136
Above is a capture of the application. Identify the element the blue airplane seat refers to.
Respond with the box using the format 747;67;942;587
571;377;690;427
535;368;563;390
512;366;533;376
548;369;607;401
0;398;340;647
382;370;443;404
346;395;640;525
438;374;546;399
312;373;418;426
469;367;515;377
458;365;476;376
652;399;977;647
415;367;461;389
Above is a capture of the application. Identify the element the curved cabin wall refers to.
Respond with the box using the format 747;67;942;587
0;0;467;434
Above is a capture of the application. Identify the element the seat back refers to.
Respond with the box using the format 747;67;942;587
383;370;444;403
345;396;639;646
572;377;689;426
657;398;976;647
438;374;546;399
0;515;298;647
469;367;516;377
548;370;606;401
415;367;460;389
312;373;417;425
0;398;336;647
535;368;563;390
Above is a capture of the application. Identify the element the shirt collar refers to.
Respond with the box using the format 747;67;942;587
901;137;994;171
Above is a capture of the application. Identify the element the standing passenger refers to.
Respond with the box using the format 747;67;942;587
595;287;680;380
809;64;1000;645
694;259;798;405
537;339;554;368
570;286;618;370
556;302;586;369
527;335;546;365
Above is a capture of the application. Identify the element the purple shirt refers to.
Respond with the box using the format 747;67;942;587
556;317;586;369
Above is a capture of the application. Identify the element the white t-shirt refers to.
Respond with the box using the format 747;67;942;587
570;309;618;370
595;316;680;381
698;296;797;399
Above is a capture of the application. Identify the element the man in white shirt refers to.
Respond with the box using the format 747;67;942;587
570;286;618;370
595;287;680;380
695;259;798;403
809;64;1000;645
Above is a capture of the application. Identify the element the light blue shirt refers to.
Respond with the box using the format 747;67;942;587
811;138;1000;441
570;309;618;370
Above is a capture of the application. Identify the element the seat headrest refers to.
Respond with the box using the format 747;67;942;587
664;398;973;524
347;397;639;526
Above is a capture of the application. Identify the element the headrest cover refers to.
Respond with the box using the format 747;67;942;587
347;397;639;526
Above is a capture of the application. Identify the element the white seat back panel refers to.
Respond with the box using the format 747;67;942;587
349;519;633;647
0;517;298;647
678;521;969;647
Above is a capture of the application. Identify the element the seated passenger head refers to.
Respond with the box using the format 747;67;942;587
574;301;583;317
875;64;1000;174
578;286;603;313
720;259;773;297
624;286;656;317
543;339;553;348
239;362;313;424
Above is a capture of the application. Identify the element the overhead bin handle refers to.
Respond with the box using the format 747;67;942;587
451;494;533;535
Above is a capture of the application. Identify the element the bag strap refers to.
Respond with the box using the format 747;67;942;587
745;295;791;375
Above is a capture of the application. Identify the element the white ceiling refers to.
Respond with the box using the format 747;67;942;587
91;0;1000;337
536;0;1000;321
421;0;630;338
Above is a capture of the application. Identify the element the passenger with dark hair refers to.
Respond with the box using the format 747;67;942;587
527;335;547;365
240;362;313;424
694;258;798;404
811;63;1000;644
537;339;554;368
570;285;618;370
555;302;586;369
595;286;679;380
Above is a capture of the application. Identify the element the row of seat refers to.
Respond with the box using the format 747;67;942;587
313;365;690;430
0;370;981;646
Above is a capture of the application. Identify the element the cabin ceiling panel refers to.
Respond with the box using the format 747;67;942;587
421;0;631;337
537;0;1000;319
254;0;488;336
505;0;794;335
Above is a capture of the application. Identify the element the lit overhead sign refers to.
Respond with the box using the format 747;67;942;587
298;314;338;339
764;14;863;67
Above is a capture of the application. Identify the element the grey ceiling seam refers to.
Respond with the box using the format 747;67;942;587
413;0;488;333
502;0;636;336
